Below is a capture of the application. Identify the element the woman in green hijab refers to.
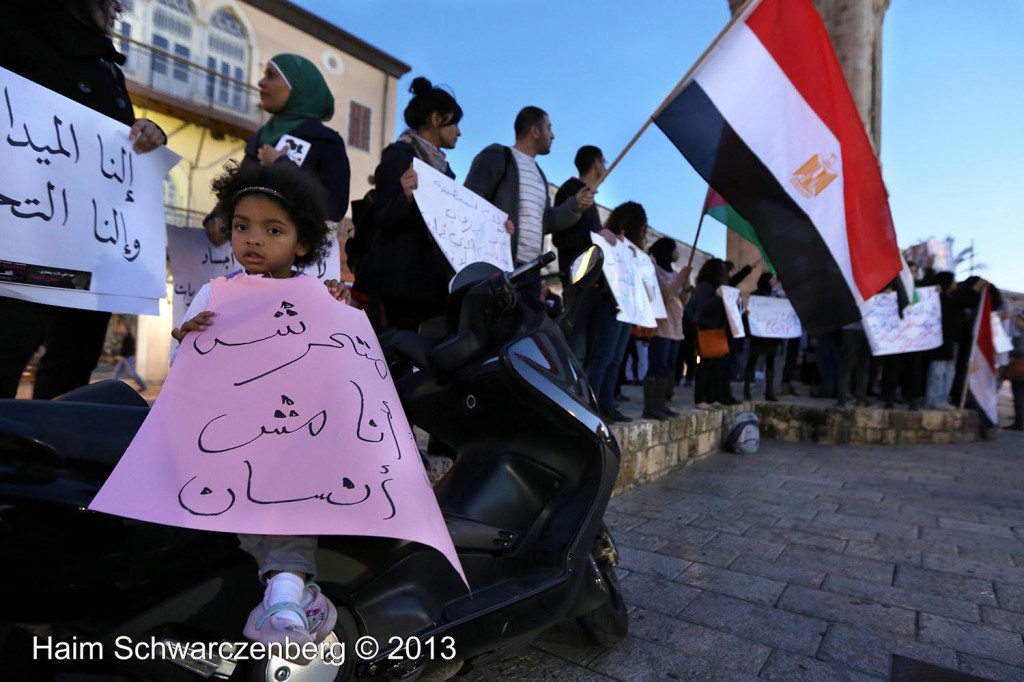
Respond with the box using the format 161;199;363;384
245;53;350;222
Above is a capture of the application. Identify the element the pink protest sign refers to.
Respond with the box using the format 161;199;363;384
90;274;465;585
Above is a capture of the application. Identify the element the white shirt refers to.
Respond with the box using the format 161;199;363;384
510;147;546;264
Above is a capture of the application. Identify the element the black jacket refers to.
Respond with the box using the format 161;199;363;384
693;280;726;330
0;4;135;127
244;119;350;222
553;177;601;272
355;141;453;305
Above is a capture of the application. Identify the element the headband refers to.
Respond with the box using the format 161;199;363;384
232;186;290;205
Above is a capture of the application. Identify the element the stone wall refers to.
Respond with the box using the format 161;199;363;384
610;403;980;495
610;404;747;495
754;403;980;446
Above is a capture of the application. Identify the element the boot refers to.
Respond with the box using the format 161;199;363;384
660;377;680;417
764;365;778;401
643;377;668;420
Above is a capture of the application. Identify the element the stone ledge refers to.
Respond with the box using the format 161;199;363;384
610;401;980;495
753;402;979;446
611;404;747;495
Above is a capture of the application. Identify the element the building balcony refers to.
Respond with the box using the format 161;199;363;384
163;206;208;230
116;34;267;140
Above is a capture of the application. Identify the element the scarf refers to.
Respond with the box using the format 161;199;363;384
398;129;451;175
257;54;335;147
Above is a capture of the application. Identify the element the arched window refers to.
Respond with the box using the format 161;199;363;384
150;0;195;98
206;9;251;113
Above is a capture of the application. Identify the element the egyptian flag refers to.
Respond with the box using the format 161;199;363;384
967;287;998;425
703;187;775;273
654;0;902;334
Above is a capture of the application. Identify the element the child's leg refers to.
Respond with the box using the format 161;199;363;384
238;534;335;650
238;533;318;582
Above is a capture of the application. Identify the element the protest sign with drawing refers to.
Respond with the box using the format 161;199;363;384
167;224;341;331
862;285;943;356
90;274;465;584
747;296;803;339
0;66;180;315
412;158;513;273
721;286;745;339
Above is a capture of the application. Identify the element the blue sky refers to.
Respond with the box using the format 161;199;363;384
294;1;1024;293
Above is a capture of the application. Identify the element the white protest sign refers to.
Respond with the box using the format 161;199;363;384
747;296;803;339
862;285;943;356
590;234;656;327
635;253;667;319
0;66;180;314
721;286;745;339
167;224;342;331
992;313;1013;355
411;158;513;273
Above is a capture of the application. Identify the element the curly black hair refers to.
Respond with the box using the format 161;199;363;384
210;161;331;269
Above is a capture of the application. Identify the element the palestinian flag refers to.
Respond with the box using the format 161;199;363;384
654;0;902;334
703;187;775;273
967;287;998;425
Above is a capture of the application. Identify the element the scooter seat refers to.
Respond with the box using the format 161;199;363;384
0;399;148;469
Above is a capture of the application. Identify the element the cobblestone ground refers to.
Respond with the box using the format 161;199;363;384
461;435;1024;682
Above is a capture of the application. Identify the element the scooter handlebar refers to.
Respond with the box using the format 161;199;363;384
508;252;556;284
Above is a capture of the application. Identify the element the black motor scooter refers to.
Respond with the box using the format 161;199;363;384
0;247;626;682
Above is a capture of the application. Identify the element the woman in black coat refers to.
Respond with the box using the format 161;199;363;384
692;258;731;409
355;77;463;331
204;53;351;241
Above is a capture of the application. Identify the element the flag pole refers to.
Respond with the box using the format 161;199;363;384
686;213;707;270
958;285;988;410
595;0;763;190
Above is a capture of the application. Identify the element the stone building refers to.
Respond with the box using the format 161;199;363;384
111;0;409;380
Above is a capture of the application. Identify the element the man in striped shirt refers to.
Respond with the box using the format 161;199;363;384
465;107;594;292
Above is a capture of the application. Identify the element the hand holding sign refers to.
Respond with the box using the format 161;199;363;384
411;158;513;273
91;274;465;584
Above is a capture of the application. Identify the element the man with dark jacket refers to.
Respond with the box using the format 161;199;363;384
464;106;594;273
553;146;614;273
552;146;615;362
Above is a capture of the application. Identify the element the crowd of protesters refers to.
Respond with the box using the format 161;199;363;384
3;5;1016;431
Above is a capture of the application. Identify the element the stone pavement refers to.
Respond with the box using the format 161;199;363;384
462;435;1024;682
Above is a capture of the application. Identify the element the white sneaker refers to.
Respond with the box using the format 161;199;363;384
243;583;338;654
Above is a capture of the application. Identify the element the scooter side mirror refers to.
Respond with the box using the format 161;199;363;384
569;245;603;289
557;246;605;345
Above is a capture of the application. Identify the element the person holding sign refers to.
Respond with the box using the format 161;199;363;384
646;238;692;419
0;0;168;399
204;54;351;245
354;77;464;332
585;202;648;423
174;162;348;653
742;273;782;402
